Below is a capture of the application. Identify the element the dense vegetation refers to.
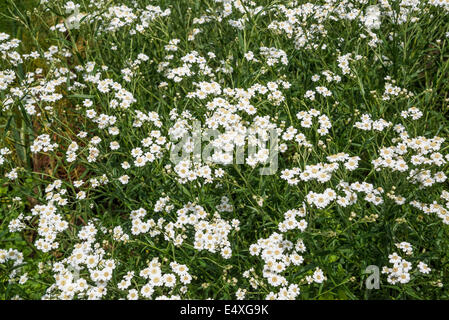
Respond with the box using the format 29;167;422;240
1;0;449;300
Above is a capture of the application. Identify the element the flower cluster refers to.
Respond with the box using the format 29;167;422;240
1;0;449;301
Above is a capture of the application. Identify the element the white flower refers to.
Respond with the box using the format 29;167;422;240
119;175;129;184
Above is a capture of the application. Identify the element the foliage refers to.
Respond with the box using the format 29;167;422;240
1;0;449;300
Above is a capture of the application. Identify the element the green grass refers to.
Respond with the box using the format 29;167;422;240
1;0;449;300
